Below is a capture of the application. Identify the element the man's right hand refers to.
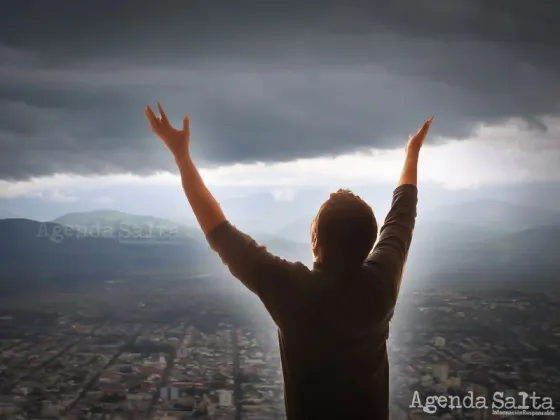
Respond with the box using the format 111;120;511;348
406;116;434;155
145;102;191;161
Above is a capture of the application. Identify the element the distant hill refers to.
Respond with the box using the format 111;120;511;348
273;202;560;286
52;210;204;243
409;200;560;284
275;214;315;243
406;224;560;286
422;199;560;232
0;218;215;296
275;199;560;258
1;201;559;297
485;225;560;267
412;220;498;247
277;200;560;242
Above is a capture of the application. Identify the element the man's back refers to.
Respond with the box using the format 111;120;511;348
208;184;418;419
277;264;393;419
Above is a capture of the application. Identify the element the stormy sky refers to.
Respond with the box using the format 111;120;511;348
1;0;560;221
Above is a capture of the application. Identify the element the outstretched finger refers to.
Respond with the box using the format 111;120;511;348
183;115;190;136
145;106;160;130
157;102;170;126
414;116;434;138
421;116;434;132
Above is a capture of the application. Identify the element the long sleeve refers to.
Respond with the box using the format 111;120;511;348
365;184;418;305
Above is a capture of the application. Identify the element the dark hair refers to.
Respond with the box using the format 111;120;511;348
311;189;377;270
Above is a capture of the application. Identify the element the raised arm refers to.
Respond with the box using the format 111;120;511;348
145;104;303;325
366;117;433;305
146;104;226;236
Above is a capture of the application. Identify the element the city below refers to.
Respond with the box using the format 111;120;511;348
0;276;558;420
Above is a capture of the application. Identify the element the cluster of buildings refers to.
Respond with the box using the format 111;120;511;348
236;329;284;419
151;325;237;419
0;317;241;419
388;290;560;419
0;281;558;419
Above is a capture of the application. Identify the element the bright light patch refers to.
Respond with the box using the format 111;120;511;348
1;117;559;200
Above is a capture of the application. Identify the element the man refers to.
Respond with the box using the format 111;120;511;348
145;103;433;419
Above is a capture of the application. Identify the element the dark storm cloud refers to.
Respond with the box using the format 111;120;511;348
1;0;560;180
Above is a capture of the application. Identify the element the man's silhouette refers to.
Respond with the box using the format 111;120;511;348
146;103;433;420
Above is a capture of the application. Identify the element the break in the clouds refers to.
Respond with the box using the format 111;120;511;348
1;0;559;181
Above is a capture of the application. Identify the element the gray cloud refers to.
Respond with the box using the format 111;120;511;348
1;0;560;180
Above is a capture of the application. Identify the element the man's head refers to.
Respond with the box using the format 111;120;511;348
311;189;377;270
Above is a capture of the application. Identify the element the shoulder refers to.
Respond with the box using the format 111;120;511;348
275;259;314;282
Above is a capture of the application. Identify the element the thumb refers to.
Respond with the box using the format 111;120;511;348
183;115;190;138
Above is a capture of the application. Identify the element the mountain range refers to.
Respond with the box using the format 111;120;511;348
52;209;204;242
0;199;558;296
0;216;215;296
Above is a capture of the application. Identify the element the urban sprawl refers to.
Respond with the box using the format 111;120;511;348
0;277;558;419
